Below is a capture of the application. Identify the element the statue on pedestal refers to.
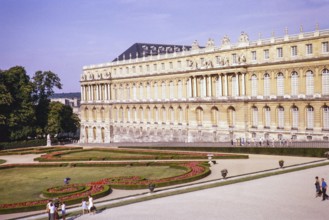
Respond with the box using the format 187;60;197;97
46;134;51;147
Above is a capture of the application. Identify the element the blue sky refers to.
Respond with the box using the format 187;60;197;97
1;0;329;93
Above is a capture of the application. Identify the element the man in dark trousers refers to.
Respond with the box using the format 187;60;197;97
321;178;329;201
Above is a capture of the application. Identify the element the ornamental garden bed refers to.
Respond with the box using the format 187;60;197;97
34;147;248;162
0;161;210;214
0;146;82;156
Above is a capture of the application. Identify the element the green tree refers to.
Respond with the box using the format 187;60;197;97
0;66;35;141
47;102;80;136
32;71;62;136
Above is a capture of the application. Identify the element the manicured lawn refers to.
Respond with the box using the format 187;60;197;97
0;166;185;204
0;159;5;164
60;150;149;158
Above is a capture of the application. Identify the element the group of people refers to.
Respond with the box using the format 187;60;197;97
46;200;66;220
315;176;329;201
82;195;97;215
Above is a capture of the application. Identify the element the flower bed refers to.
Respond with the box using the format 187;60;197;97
0;161;209;213
33;148;246;162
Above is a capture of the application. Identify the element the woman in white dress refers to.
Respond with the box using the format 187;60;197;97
88;195;94;214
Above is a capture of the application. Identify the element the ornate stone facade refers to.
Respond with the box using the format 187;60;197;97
80;28;329;143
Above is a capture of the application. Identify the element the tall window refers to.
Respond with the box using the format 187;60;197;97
264;73;270;96
291;46;297;57
277;73;284;96
133;108;137;122
252;107;258;127
306;44;313;55
127;108;131;122
232;54;237;64
291;71;299;96
178;107;183;124
153;64;157;71
132;84;137;100
154;107;159;122
146;107;151;123
322;42;329;53
211;107;219;126
291;106;299;129
306;106;314;129
251;74;258;97
264;49;269;59
228;107;235;127
177;61;182;69
322;69;329;95
251;51;257;61
323;106;329;129
162;108;166;123
169;81;174;99
154;82;158;99
146;83;151;99
277;106;284;128
139;84;144;99
306;71;314;95
196;107;203;126
231;75;237;97
126;86;130;100
139;108;144;122
264;106;271;128
277;47;283;58
177;81;182;99
161;63;165;70
169;107;174;124
216;77;222;97
161;82;166;99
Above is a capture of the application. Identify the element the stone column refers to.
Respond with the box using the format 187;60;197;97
224;74;228;96
236;74;240;96
242;73;246;96
193;76;197;97
207;75;212;97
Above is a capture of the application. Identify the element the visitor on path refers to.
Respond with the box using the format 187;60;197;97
81;199;88;214
88;195;96;214
49;203;56;220
315;176;322;197
46;200;52;220
321;178;329;201
61;202;66;220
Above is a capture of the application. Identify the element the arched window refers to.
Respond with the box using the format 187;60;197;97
228;107;235;127
264;73;270;97
306;106;314;129
291;71;299;96
196;107;203;126
146;107;151;123
277;72;284;96
113;107;118;122
169;81;174;99
92;107;97;121
127;107;131;122
252;106;258;127
264;106;271;128
322;69;329;95
153;82;158;100
126;85;130;100
132;107;137;122
291;106;299;129
154;107;159;123
93;127;96;141
323;106;329;129
114;86;118;100
84;108;89;121
120;107;124;122
251;74;258;97
161;82;166;99
132;84;137;100
177;81;182;99
139;83;144;100
101;127;105;143
277;106;284;129
178;107;183;124
169;107;174;124
139;107;144;123
85;127;89;141
100;107;105;122
306;71;314;95
146;83;151;100
162;107;166;124
211;107;219;126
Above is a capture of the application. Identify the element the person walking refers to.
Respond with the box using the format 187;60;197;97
315;176;322;198
46;200;52;220
81;199;88;214
49;203;55;220
61;202;66;220
321;178;329;201
88;195;95;214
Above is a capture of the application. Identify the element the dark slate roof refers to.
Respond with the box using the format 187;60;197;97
113;43;193;62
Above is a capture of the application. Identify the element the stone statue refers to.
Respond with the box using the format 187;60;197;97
191;40;200;50
239;31;249;43
224;57;229;66
221;35;231;46
46;134;51;147
206;38;215;48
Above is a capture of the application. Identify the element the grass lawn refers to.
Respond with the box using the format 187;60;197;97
60;150;150;158
0;166;186;204
0;159;5;164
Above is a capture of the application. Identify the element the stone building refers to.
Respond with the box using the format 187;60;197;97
80;27;329;144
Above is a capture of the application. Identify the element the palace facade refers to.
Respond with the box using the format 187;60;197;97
80;27;329;143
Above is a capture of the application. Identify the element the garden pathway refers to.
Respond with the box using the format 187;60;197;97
0;149;325;220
